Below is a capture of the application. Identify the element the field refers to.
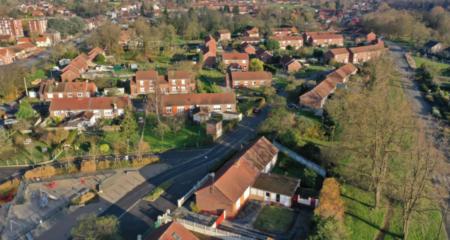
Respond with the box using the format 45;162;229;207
295;65;333;79
197;69;225;93
413;56;449;75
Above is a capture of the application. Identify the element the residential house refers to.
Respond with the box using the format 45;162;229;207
216;29;231;41
243;27;259;38
228;71;272;88
222;52;249;71
39;80;98;101
271;35;303;50
424;40;444;55
11;43;39;59
255;48;273;64
240;42;256;55
161;92;236;116
130;70;196;96
251;173;300;208
239;36;260;45
348;41;385;64
60;48;103;82
0;48;14;65
35;36;51;47
202;35;217;68
0;18;24;38
272;27;297;37
304;32;344;47
28;19;47;35
299;63;357;115
145;221;199;240
324;48;351;64
49;96;130;119
195;137;279;218
17;37;32;44
280;56;302;73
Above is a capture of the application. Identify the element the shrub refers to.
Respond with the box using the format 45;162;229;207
80;160;97;173
24;166;56;180
315;178;345;221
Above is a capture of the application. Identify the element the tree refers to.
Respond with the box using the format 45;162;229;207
249;58;264;71
326;57;413;209
155;122;170;141
88;23;122;56
120;110;138;149
16;101;36;120
71;214;121;240
94;54;106;65
315;178;345;221
136;139;150;161
48;17;85;37
309;217;349;240
99;144;110;154
398;133;438;239
265;39;280;50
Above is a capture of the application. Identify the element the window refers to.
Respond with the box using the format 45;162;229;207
77;92;83;97
171;80;176;85
266;192;270;197
140;80;144;86
181;86;186;92
276;194;280;202
181;79;185;84
226;104;232;110
252;81;256;86
67;93;72;98
166;107;172;112
213;105;221;111
47;93;53;99
104;110;112;116
171;86;177;92
140;87;145;93
177;107;184;113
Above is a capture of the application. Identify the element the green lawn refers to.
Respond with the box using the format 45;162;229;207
143;124;211;153
197;69;225;93
253;205;295;233
413;56;449;75
342;184;447;240
295;65;333;79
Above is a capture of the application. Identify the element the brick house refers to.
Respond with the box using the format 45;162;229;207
299;63;357;115
11;42;39;59
130;70;196;96
222;52;249;71
348;41;385;64
216;29;231;41
195;137;279;218
161;92;236;116
60;48;103;82
145;222;199;240
239;36;260;45
304;32;344;47
251;173;300;208
255;48;273;64
240;42;256;55
49;96;130;119
39;80;97;101
228;71;272;88
0;48;14;65
243;27;259;38
272;27;297;37
280;56;302;73
202;35;217;68
271;35;303;50
324;48;351;64
35;36;51;47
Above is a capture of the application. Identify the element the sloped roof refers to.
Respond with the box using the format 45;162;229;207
135;70;159;81
253;173;300;196
231;71;272;81
329;47;350;55
196;137;278;207
161;93;236;107
222;52;249;61
145;222;199;240
49;96;129;111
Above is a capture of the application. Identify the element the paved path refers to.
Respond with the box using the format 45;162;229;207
388;42;450;237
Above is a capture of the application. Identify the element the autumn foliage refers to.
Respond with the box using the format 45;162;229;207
315;178;345;221
24;166;56;180
80;160;97;173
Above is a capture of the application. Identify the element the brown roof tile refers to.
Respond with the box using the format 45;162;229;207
161;93;235;107
49;96;129;111
231;71;272;81
145;222;199;240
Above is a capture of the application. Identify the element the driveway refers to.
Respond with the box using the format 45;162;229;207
388;42;450;235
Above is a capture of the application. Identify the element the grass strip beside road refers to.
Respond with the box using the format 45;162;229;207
143;180;173;202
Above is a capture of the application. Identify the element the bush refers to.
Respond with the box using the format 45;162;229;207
190;202;200;213
80;160;97;173
432;107;442;118
24;166;56;180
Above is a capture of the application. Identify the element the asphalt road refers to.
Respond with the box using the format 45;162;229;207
36;108;269;240
388;42;450;236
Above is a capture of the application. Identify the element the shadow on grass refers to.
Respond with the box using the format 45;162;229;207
342;193;373;208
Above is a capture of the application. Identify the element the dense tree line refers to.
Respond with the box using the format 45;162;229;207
48;17;86;37
362;4;450;45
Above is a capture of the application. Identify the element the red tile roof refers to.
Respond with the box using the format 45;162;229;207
161;93;235;107
349;41;385;54
136;70;159;81
222;52;249;61
196;137;278;213
231;71;272;81
49;96;129;112
306;32;343;40
145;222;199;240
329;47;350;55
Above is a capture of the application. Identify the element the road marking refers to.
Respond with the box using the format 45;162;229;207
118;199;141;220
